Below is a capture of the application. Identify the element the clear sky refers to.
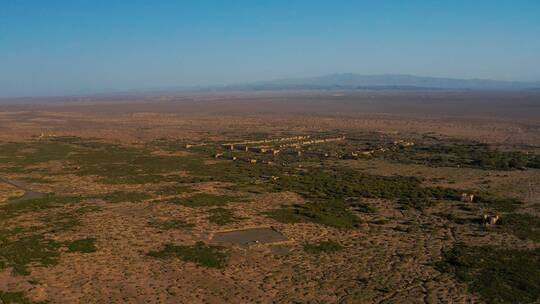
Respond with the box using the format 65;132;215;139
1;0;540;97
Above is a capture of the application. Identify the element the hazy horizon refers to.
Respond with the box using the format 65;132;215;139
1;1;540;97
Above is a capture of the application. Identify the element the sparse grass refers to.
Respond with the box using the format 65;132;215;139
3;136;537;299
148;219;194;230
66;238;97;253
437;245;540;303
171;193;242;207
208;208;237;225
101;191;152;203
148;241;229;268
304;240;344;254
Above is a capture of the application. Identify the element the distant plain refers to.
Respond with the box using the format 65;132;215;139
0;91;539;303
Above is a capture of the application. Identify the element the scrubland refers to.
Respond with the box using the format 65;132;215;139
1;91;539;303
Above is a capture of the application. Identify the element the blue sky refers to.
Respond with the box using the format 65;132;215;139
1;0;539;97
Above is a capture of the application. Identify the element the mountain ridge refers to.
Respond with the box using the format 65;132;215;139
227;73;540;91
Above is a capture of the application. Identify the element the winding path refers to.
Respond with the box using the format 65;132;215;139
0;177;45;202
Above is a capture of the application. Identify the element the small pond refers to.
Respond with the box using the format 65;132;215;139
211;227;287;246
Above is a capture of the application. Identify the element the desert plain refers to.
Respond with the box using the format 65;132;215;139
0;91;539;303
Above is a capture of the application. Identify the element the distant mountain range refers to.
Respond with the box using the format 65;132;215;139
224;73;540;91
6;73;538;99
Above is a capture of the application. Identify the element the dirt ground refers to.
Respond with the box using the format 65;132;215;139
0;91;539;303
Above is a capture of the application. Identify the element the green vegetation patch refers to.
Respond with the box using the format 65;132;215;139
19;176;55;184
0;194;84;220
61;139;200;184
42;205;102;233
188;160;284;189
267;201;360;229
101;191;152;203
156;185;195;196
147;241;229;268
0;139;194;183
66;238;97;253
433;212;476;225
349;201;375;213
304;240;344;254
0;291;46;304
0;203;102;276
437;245;540;304
266;168;466;228
0;232;61;275
172;193;242;207
271;166;524;216
276;169;460;207
69;141;217;185
500;213;540;242
208;208;238;225
1;138;283;188
43;214;81;232
0;141;73;168
382;141;540;170
475;195;522;213
148;219;194;230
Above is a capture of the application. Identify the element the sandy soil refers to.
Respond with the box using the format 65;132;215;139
0;92;539;303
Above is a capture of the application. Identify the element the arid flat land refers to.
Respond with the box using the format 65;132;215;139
1;91;539;303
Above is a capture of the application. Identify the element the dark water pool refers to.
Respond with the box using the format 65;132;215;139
211;227;287;246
